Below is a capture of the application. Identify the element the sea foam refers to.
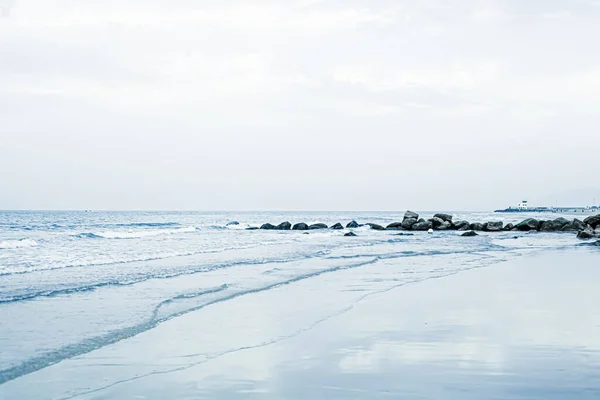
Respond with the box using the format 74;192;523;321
75;227;197;240
0;239;39;249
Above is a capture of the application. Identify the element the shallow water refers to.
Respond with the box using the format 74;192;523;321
0;211;595;398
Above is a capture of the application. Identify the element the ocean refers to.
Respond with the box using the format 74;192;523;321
0;210;596;398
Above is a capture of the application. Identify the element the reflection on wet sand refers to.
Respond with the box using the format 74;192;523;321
1;249;599;399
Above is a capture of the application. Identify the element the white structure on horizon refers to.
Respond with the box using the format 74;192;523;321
517;200;529;210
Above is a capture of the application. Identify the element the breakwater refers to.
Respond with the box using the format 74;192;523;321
247;211;600;240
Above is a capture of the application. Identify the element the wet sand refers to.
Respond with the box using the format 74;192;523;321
2;247;599;399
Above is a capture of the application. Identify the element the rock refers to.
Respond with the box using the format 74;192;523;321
246;227;259;230
412;220;433;231
367;223;385;231
309;223;328;230
540;219;565;232
429;217;444;229
584;214;600;228
453;220;470;230
553;217;571;228
515;218;540;231
275;221;292;230
503;223;515;231
292;223;309;231
402;218;418;230
260;223;277;230
346;220;360;228
386;222;404;230
483;221;503;232
577;228;595;240
434;213;453;223
404;211;419;221
344;232;358;237
437;221;452;230
562;219;586;231
330;223;344;230
461;231;478;237
538;220;547;228
396;233;414;236
226;221;239;226
470;223;484;231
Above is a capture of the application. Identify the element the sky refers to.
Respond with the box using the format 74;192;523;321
1;0;599;211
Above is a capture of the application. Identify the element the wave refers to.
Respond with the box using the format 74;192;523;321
0;239;39;249
0;250;329;303
0;236;309;277
0;257;382;385
111;222;181;228
0;241;509;304
73;227;196;240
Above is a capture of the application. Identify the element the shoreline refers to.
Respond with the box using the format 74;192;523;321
2;246;599;398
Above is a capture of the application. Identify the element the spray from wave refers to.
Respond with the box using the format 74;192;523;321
0;239;39;249
73;227;197;240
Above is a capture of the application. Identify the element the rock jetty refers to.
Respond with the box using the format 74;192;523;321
248;211;600;240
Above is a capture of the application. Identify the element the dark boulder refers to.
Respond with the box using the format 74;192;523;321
453;220;470;230
396;233;414;236
577;228;595;240
346;220;360;228
367;223;385;231
584;214;600;228
226;221;240;226
412;220;433;231
404;210;419;220
309;223;328;230
246;227;259;230
553;217;570;228
260;223;275;230
562;219;586;231
429;217;444;229
540;219;565;232
260;223;277;230
331;223;344;230
437;221;452;230
292;223;309;231
470;223;484;231
386;222;404;230
503;223;515;231
515;218;540;231
538;220;547;228
434;213;453;223
402;218;418;230
483;221;503;232
275;221;292;230
344;232;358;237
461;231;478;237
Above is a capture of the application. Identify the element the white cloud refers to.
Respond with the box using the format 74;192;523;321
1;0;600;209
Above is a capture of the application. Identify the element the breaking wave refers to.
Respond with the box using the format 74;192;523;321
73;227;197;240
0;239;39;249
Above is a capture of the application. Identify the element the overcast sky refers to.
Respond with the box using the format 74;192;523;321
1;0;599;211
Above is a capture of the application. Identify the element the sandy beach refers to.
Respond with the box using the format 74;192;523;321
2;244;598;399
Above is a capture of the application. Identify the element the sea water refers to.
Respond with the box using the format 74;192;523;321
0;210;587;392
